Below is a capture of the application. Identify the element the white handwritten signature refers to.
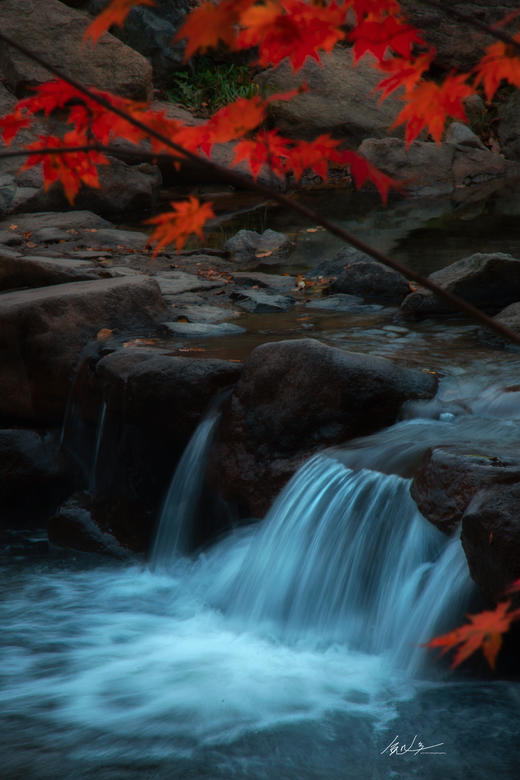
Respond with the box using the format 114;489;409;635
381;735;446;757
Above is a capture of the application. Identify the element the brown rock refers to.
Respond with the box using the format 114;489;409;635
0;276;167;423
0;0;153;100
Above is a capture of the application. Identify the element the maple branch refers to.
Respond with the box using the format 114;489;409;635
415;0;520;54
0;144;186;165
2;31;520;347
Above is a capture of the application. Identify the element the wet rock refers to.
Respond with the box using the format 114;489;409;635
92;349;242;549
401;252;520;318
305;294;376;312
0;255;108;291
231;289;295;313
411;447;520;535
480;302;520;350
231;272;297;294
0;429;71;527
322;247;410;303
0;0;153;100
48;493;132;559
164;321;246;337
0;276;167;424
168;302;241;324
225;229;293;264
155;271;225;296
256;48;402;145
462;482;520;601
444;122;487;151
210;338;437;517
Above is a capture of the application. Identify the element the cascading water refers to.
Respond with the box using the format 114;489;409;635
2;383;520;778
150;405;221;565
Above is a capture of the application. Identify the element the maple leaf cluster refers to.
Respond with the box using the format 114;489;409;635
2;0;520;249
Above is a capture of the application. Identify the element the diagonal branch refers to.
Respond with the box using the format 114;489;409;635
1;30;520;347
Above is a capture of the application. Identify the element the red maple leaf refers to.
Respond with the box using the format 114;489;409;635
391;73;473;145
145;197;215;253
423;600;520;670
474;36;520;102
0;108;32;146
174;0;254;60
350;14;426;63
233;129;291;179
375;51;434;101
236;0;346;71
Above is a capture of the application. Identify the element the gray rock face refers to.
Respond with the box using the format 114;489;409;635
0;0;153;100
401;252;520;318
480;302;520;350
498;91;520;162
210;338;437;516
255;48;403;144
164;321;245;337
0;254;108;290
0;276;167;423
462;482;520;601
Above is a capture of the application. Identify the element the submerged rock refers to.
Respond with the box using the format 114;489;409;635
48;493;132;559
210;338;437;517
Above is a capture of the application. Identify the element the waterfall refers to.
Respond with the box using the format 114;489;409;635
204;454;474;673
150;406;221;567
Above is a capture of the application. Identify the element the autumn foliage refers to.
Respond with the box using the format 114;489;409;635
1;0;520;669
1;0;520;251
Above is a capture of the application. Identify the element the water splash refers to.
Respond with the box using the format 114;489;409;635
150;406;221;566
205;454;474;673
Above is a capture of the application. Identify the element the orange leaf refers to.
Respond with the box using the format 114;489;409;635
145;197;215;254
474;36;520;102
233;129;291;179
174;0;253;60
0;109;32;146
391;74;473;146
236;0;346;71
375;51;434;101
84;0;156;45
423;600;520;670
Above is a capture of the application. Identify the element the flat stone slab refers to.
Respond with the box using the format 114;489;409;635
156;271;225;295
231;289;295;313
231;271;297;293
0;254;106;290
306;294;382;312
169;303;241;323
0;211;113;234
164;321;246;337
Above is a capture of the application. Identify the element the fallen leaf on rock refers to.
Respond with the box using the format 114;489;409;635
178;346;206;353
255;250;273;258
97;328;114;341
9;224;18;230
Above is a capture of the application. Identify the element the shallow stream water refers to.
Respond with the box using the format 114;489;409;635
2;186;520;779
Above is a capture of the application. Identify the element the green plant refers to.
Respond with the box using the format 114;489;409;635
166;56;259;115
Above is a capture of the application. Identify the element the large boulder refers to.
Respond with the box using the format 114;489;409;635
0;0;153;100
0;276;167;424
400;252;520;318
358;137;518;197
411;447;520;535
89;349;242;549
255;48;403;145
462;483;520;602
209;338;437;516
480;302;520;350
